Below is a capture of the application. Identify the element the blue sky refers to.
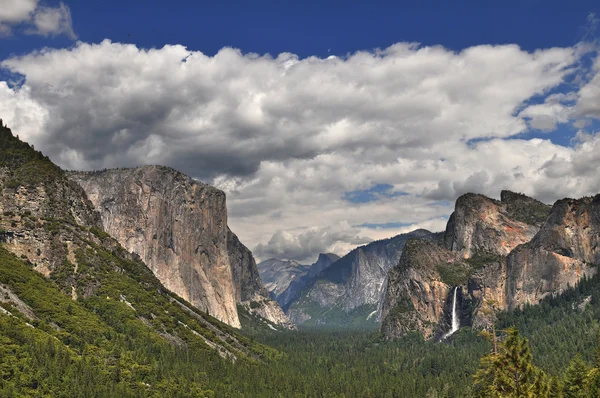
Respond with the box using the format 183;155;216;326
2;0;600;262
1;0;599;60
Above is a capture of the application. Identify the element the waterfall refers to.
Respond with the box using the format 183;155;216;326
442;287;460;340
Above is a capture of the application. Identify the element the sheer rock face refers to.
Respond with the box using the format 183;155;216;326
228;229;294;329
443;192;546;257
69;166;240;327
228;228;268;303
69;166;292;329
506;196;600;309
380;239;453;340
381;191;600;340
287;229;436;327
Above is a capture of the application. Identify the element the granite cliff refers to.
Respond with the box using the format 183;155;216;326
506;195;600;310
0;122;273;363
69;167;292;329
227;229;295;329
381;190;599;340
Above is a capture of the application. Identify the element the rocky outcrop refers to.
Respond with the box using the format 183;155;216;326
277;253;340;311
69;166;292;329
0;126;102;279
287;229;437;327
380;239;454;340
307;253;341;278
381;191;600;340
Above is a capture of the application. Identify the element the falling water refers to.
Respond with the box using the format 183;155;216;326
442;287;459;340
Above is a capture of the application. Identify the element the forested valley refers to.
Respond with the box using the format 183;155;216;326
3;236;600;397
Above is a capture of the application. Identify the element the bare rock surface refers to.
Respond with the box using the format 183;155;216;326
69;166;292;329
381;191;600;340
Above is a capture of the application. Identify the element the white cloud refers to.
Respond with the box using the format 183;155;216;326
2;40;600;262
0;0;37;24
0;0;75;38
519;93;575;132
27;3;75;39
576;54;600;118
0;81;48;141
254;222;373;262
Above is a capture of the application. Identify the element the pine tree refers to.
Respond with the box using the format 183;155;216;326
586;368;600;398
548;376;564;398
473;328;549;397
562;355;589;398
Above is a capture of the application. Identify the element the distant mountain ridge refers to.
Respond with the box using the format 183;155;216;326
287;229;439;328
258;253;340;310
258;258;309;300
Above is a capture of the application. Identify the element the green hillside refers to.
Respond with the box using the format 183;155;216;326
0;124;278;397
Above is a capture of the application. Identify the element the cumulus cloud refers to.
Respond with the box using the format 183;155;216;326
0;0;75;38
519;92;577;132
576;54;600;118
0;0;37;25
2;40;600;261
0;41;579;173
254;222;373;262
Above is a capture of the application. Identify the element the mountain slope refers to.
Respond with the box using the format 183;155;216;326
287;229;438;328
380;190;599;340
68;166;292;330
0;123;279;395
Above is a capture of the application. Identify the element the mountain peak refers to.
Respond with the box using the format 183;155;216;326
500;189;548;206
316;252;340;263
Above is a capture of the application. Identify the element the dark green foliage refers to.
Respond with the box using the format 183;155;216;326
562;355;588;398
90;226;111;240
239;328;489;397
0;244;277;397
436;261;473;286
389;295;415;315
496;272;600;372
0;125;61;190
473;328;550;397
437;252;502;287
249;300;261;309
501;190;552;227
465;252;504;270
